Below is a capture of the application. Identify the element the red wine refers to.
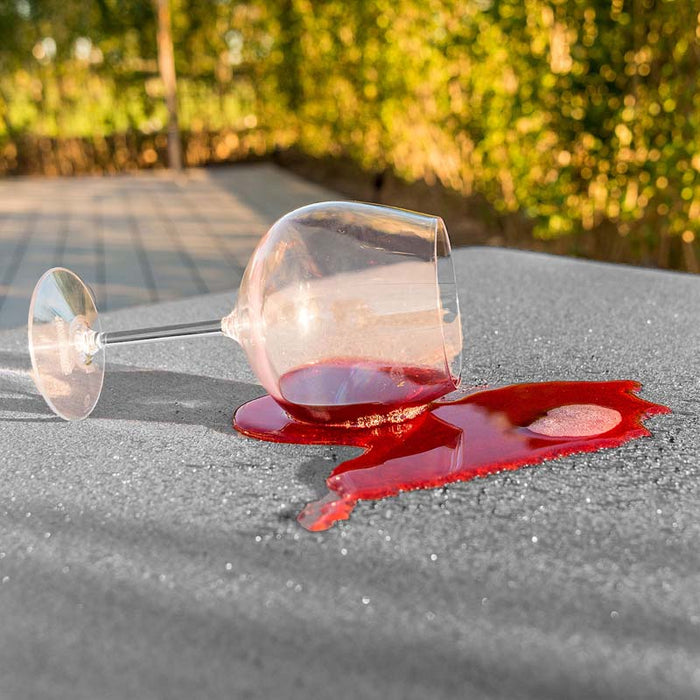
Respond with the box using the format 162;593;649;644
234;364;670;532
276;358;455;424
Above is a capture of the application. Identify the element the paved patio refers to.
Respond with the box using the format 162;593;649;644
0;164;339;330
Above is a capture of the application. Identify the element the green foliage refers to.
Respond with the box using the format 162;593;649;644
0;0;699;248
266;0;700;246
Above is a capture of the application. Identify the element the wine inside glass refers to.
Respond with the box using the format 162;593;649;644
28;201;463;424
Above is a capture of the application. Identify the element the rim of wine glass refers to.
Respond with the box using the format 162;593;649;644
433;217;463;390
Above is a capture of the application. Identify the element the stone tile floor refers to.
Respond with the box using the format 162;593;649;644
0;163;339;330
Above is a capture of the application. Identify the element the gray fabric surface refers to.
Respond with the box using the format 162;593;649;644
0;248;698;700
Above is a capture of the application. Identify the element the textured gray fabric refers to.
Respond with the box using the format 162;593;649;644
0;248;698;700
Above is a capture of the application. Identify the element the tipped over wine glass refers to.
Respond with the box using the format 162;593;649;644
28;201;463;426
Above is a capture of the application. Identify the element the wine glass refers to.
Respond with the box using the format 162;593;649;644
28;201;463;424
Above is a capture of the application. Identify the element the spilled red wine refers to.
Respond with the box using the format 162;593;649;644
233;362;670;532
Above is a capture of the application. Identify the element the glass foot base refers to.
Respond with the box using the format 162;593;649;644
28;268;104;420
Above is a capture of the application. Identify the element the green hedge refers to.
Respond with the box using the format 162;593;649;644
262;0;700;249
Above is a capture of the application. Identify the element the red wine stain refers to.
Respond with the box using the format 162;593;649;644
233;364;670;532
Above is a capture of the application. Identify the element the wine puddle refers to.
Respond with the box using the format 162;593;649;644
234;380;669;531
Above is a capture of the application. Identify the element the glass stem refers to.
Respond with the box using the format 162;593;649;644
95;319;224;349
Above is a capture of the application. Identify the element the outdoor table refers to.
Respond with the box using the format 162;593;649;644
0;248;698;700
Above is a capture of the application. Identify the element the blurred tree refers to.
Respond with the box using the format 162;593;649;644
153;0;181;170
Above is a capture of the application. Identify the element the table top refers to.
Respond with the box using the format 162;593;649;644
0;248;698;700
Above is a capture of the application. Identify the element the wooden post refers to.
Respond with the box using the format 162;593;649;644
154;0;182;170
